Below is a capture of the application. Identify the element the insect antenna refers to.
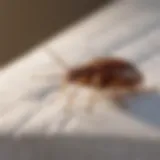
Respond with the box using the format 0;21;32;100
32;47;68;84
45;47;76;93
45;47;70;70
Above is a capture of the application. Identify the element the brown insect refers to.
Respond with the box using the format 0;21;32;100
44;49;155;111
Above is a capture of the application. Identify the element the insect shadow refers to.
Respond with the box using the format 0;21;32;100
23;82;61;102
123;91;160;128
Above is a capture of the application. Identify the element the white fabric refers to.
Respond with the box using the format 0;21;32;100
0;0;160;139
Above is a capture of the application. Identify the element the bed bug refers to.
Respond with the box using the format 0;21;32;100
43;48;155;111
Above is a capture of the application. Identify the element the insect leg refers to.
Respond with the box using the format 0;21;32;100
111;92;129;110
86;75;101;113
139;86;159;94
32;72;64;83
63;86;78;112
59;79;69;93
126;85;159;97
86;89;98;113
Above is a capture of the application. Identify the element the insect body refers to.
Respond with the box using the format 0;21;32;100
66;58;143;90
46;49;153;111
